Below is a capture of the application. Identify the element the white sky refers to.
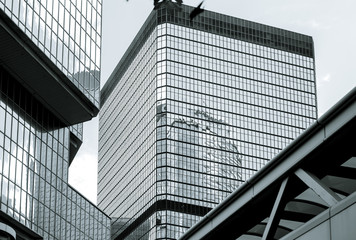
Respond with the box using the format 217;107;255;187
69;0;356;204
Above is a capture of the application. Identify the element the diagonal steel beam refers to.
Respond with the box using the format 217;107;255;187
295;169;341;207
262;178;289;240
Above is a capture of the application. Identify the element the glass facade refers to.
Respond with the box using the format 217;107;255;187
0;0;101;107
0;0;110;239
0;68;110;239
99;3;317;240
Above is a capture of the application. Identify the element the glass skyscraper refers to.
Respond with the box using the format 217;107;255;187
98;2;317;239
0;0;109;239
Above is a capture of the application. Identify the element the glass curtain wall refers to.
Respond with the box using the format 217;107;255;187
99;4;317;240
0;0;110;238
153;21;316;238
0;67;110;239
98;19;159;240
0;0;101;106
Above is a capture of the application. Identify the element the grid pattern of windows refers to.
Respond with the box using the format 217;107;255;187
99;3;317;240
98;25;159;239
0;0;102;107
0;67;110;239
0;0;107;238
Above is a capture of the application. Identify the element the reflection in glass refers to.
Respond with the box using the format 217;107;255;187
99;4;317;239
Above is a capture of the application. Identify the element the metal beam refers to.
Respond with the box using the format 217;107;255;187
295;169;341;206
262;178;289;240
329;166;356;180
281;211;316;223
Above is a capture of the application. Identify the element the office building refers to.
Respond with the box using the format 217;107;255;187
0;0;110;239
98;1;317;239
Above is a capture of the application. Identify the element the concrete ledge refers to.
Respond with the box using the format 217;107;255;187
0;222;16;240
0;11;99;126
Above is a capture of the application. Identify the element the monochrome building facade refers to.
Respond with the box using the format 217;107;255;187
98;2;317;239
0;0;110;239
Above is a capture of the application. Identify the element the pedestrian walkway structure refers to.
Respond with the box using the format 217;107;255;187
180;87;356;240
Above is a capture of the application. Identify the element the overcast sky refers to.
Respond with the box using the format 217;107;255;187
69;0;356;204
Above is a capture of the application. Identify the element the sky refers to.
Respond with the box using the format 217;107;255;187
69;0;356;204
